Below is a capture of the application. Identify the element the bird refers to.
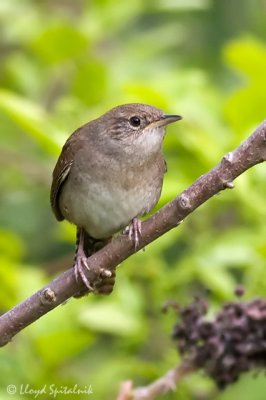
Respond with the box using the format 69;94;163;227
50;103;182;293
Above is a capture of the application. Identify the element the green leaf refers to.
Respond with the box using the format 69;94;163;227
30;23;88;64
223;38;266;133
79;301;142;337
72;62;107;106
223;37;266;80
0;90;61;155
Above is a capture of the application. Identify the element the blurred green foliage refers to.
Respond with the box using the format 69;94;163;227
0;0;265;399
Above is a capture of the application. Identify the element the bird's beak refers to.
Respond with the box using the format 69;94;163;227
150;114;182;128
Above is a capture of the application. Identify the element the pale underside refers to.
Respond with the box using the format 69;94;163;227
59;159;164;239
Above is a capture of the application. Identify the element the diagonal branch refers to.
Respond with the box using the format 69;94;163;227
0;121;265;347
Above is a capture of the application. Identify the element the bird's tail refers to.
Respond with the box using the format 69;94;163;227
80;229;109;257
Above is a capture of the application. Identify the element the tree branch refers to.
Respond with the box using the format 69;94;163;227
0;121;265;347
116;358;196;400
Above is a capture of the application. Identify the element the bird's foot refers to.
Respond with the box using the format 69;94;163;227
126;217;142;249
74;249;94;292
74;228;115;297
74;239;116;297
74;260;116;297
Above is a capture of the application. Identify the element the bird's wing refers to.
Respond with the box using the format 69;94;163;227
50;128;83;221
164;159;167;173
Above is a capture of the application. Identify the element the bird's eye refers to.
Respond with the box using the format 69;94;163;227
129;116;141;127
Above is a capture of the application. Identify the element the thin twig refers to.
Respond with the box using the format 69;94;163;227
131;358;196;399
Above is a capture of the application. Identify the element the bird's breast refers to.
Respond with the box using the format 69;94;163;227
59;156;164;239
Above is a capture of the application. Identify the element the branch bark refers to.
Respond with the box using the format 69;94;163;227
0;121;265;347
116;358;196;400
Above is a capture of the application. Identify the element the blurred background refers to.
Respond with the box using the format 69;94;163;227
0;0;266;399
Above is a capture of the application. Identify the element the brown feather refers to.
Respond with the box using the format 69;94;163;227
50;126;85;220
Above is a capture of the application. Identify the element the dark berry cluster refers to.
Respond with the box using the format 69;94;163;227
172;294;266;389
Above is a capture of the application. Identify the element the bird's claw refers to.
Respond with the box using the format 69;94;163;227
128;218;142;249
74;255;93;291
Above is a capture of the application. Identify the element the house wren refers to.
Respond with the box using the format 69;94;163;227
50;103;182;293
